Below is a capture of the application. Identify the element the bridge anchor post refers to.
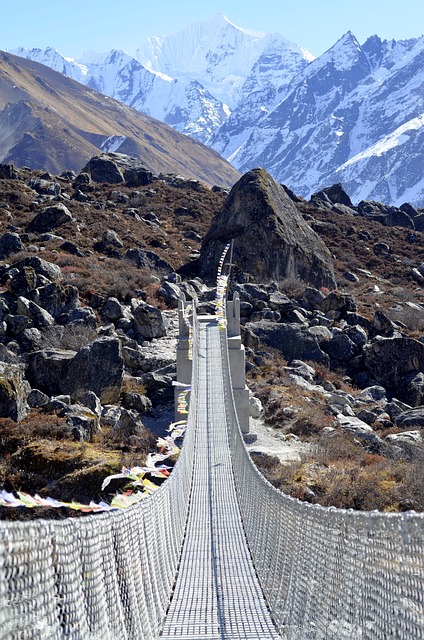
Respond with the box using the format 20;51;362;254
175;293;192;421
227;292;250;434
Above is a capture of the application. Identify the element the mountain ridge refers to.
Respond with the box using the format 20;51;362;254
0;51;240;186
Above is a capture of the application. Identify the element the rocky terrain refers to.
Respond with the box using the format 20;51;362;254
0;153;423;517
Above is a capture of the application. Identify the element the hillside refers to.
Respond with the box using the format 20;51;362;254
0;51;240;186
0;158;423;517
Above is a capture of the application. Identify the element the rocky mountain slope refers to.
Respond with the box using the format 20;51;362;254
224;32;424;207
10;15;424;206
0;51;240;186
0;155;423;516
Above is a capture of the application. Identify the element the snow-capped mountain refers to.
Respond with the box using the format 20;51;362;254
219;32;424;206
12;46;228;144
136;13;312;109
8;15;424;206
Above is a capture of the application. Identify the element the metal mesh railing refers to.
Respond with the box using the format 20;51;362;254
219;317;424;640
1;298;424;639
0;307;199;640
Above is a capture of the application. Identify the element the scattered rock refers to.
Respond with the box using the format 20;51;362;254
246;320;329;365
0;362;30;421
133;302;168;339
27;203;73;233
62;337;124;404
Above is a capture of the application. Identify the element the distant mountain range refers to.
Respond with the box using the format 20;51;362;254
8;14;424;206
0;50;240;186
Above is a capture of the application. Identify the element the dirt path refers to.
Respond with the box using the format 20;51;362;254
245;417;310;464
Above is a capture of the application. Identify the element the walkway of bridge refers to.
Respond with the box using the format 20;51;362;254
0;295;423;640
161;315;279;638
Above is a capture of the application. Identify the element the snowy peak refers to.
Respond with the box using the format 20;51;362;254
136;14;313;108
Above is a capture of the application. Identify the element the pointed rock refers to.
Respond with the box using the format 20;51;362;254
199;168;336;288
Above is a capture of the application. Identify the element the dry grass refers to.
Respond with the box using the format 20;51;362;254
0;411;156;511
252;431;423;512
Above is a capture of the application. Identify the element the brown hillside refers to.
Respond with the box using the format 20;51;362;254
0;51;240;187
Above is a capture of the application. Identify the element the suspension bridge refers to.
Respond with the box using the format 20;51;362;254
0;294;423;639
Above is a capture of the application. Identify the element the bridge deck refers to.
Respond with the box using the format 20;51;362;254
161;318;280;639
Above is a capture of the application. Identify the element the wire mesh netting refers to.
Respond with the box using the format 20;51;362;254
0;298;423;639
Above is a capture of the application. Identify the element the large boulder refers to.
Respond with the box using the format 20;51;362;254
80;154;124;184
81;153;154;186
12;257;62;282
133;302;167;339
0;232;23;260
0;362;30;421
364;337;424;406
199;168;335;288
61;337;123;404
34;283;79;319
27;203;74;233
26;349;76;396
125;248;173;274
245;320;330;365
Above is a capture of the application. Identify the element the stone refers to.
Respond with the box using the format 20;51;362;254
61;337;123;404
386;431;422;444
133;302;167;339
157;281;181;308
16;296;55;328
311;183;354;208
307;325;333;345
385;208;415;229
336;414;374;433
249;395;263;418
356;409;378;425
5;314;33;335
372;310;397;337
0;232;23;260
246;320;329;365
114;408;145;438
12;257;62;282
101;297;123;322
34;283;79;319
66;307;97;328
27;388;49;408
79;391;102;417
64;404;99;441
125;248;173;275
121;391;152;413
402;372;424;407
8;266;38;298
0;163;17;179
344;325;368;349
60;240;84;257
27;349;76;396
319;292;356;317
199;168;336;288
360;385;388;401
395;408;424;429
27;177;60;196
323;333;358;363
384;400;412;420
27;203;73;233
80;154;124;184
0;362;30;421
364;337;424;405
101;404;122;426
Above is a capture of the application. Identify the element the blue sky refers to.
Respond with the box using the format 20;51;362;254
2;0;424;57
